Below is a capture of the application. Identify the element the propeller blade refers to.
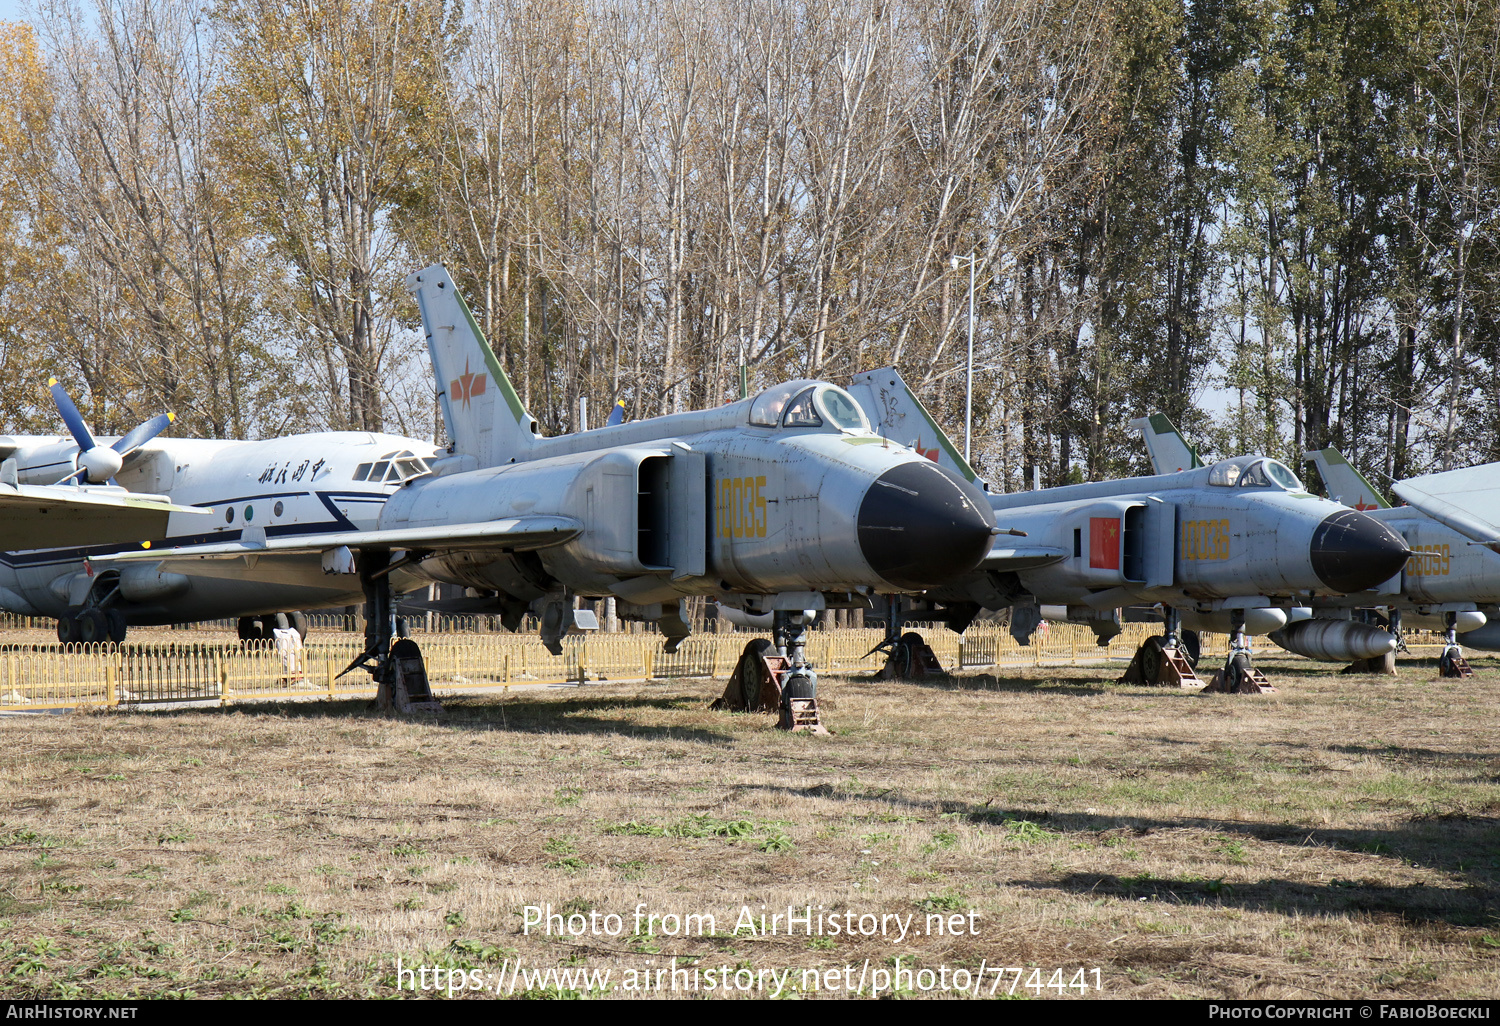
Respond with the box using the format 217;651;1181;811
48;378;97;452
111;412;175;456
48;379;174;484
605;400;626;428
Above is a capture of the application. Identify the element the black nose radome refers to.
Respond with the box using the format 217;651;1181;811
1309;510;1410;594
857;462;995;590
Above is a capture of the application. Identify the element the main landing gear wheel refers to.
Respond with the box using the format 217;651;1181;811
337;550;442;716
106;609;127;643
239;612;304;644
1438;646;1474;678
877;631;944;680
56;617;79;644
1139;635;1166;682
1120;633;1200;687
1180;629;1201;668
77;609;108;644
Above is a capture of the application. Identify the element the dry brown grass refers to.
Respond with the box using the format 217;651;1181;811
0;645;1496;1000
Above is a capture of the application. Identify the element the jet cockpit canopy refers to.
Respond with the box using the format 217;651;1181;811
1206;455;1303;491
748;381;870;434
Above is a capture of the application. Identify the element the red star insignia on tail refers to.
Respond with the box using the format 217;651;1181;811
450;360;487;409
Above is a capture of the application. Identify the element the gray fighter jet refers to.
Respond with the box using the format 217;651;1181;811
1133;417;1500;675
845;369;1411;688
105;267;999;702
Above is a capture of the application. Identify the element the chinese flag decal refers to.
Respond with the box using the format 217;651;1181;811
1089;517;1121;570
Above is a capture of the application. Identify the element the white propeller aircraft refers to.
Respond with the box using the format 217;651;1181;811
0;380;442;643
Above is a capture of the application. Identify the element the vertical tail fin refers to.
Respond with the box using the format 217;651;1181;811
846;368;982;485
1304;448;1390;510
1128;414;1204;475
406;265;540;467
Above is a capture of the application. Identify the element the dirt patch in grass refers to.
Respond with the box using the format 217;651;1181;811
0;651;1496;999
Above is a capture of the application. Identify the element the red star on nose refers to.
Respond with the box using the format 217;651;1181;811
450;359;487;409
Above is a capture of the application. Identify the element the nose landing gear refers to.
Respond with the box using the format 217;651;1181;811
1437;611;1475;678
1202;610;1275;694
710;611;827;733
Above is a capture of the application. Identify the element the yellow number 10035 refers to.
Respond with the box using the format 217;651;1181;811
718;476;767;538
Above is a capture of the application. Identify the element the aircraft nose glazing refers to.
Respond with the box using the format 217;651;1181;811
856;462;996;590
1308;509;1411;594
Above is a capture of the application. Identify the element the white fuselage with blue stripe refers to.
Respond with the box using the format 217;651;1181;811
0;432;440;624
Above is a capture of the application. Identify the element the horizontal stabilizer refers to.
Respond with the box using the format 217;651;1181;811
1393;463;1500;547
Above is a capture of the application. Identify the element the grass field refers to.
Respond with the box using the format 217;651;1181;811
0;645;1496;1000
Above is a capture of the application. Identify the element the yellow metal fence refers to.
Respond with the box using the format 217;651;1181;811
1;622;1470;712
0;623;1174;711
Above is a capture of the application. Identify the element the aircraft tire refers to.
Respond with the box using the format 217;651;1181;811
237;616;261;642
782;669;816;701
106;609;127;644
57;617;79;644
741;637;776;661
289;611;309;642
1140;636;1165;683
1181;630;1201;668
270;612;290;632
1226;652;1251;691
78;609;108;645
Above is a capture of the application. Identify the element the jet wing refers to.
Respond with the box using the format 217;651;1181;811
1392;464;1500;548
979;544;1069;572
0;484;207;549
98;514;583;569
